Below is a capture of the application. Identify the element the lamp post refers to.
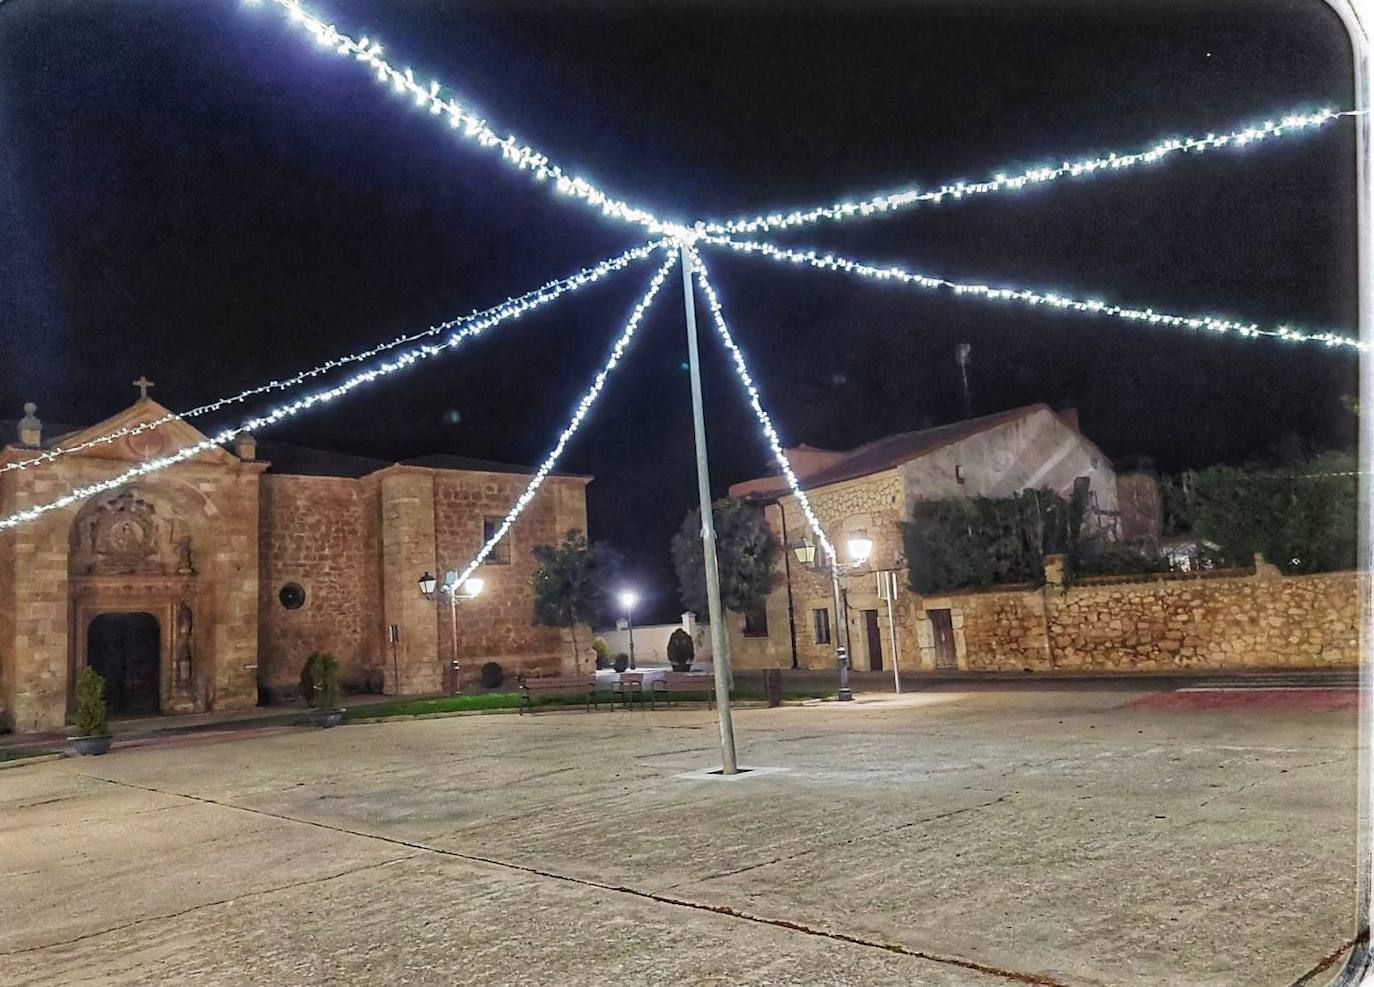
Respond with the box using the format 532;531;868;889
618;590;638;669
793;529;872;702
418;570;484;694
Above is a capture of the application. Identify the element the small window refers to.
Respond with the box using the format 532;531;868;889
813;608;831;644
482;516;511;564
279;583;306;610
743;608;769;638
955;464;966;485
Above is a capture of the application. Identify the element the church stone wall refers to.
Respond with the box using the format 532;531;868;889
432;472;583;682
258;475;372;697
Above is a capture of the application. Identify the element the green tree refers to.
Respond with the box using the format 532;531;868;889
671;497;780;617
1171;451;1356;573
530;529;621;671
902;484;1112;594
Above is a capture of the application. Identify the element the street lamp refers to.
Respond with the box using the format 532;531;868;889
419;570;484;694
793;533;872;702
618;590;638;669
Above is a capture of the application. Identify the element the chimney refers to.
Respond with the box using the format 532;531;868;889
233;432;257;461
17;403;41;447
1056;407;1080;433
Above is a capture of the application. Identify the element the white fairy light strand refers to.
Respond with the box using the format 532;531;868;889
258;0;679;236
704;236;1363;352
0;247;667;532
707;108;1363;235
450;252;679;588
0;241;664;479
686;247;837;564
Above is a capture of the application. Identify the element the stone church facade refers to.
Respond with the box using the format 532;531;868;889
0;396;589;733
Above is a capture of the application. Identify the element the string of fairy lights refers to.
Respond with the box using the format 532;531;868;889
0;0;1363;561
701;235;1365;351
0;241;664;531
449;253;679;589
0;241;663;480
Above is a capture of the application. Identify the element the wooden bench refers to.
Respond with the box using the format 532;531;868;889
612;673;644;709
518;675;602;714
650;672;716;710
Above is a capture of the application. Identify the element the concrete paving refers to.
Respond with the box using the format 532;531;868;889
0;685;1360;986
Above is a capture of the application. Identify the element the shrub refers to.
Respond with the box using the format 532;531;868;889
74;666;109;737
592;636;610;664
301;652;341;710
595;653;609;670
479;661;505;689
667;628;694;669
613;653;630;673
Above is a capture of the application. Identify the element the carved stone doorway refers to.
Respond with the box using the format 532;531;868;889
87;612;161;716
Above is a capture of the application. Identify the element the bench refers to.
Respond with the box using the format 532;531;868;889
650;672;716;710
612;673;644;709
518;675;602;714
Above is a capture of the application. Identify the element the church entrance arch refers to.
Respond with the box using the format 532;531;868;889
68;484;206;718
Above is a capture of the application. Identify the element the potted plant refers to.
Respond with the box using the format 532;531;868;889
302;651;343;727
70;666;112;756
667;628;694;672
592;636;611;670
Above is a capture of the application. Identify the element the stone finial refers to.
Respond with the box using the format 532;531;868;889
17;402;41;446
1043;553;1068;591
233;432;257;461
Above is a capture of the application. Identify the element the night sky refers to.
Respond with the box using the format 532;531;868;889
1;0;1359;623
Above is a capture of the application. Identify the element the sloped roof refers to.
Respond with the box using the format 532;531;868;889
730;403;1063;500
1;409;583;481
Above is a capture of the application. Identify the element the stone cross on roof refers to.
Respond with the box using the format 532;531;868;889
132;376;155;400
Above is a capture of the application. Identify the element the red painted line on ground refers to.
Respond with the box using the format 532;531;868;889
1124;688;1357;712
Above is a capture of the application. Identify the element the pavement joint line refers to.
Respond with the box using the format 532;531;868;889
0;852;420;957
1288;931;1367;986
63;770;1062;986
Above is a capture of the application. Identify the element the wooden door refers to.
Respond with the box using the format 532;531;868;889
929;609;957;670
863;610;882;670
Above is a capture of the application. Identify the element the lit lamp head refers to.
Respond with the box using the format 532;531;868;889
619;590;638;612
847;530;873;567
418;571;437;597
460;577;484;600
792;538;817;566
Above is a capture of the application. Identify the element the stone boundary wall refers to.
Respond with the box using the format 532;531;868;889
944;559;1358;673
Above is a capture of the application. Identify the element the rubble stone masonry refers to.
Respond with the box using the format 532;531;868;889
938;559;1358;673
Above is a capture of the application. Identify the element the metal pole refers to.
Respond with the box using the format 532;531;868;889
449;592;459;696
829;564;853;701
627;604;636;670
680;245;738;774
883;570;901;694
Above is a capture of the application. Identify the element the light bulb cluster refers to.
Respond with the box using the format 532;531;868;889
0;244;662;532
261;0;679;235
450;250;679;589
704;236;1364;352
0;241;664;479
706;108;1359;235
686;248;836;565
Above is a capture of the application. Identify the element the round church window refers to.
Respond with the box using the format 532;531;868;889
279;583;306;610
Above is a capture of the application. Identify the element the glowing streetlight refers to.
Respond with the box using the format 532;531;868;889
619;590;638;669
419;570;484;695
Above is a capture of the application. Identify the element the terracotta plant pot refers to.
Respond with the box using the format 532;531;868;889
70;735;112;756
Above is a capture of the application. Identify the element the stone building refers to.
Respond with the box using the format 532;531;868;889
725;404;1118;672
0;393;589;733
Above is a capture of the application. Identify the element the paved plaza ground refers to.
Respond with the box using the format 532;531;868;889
0;684;1361;986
